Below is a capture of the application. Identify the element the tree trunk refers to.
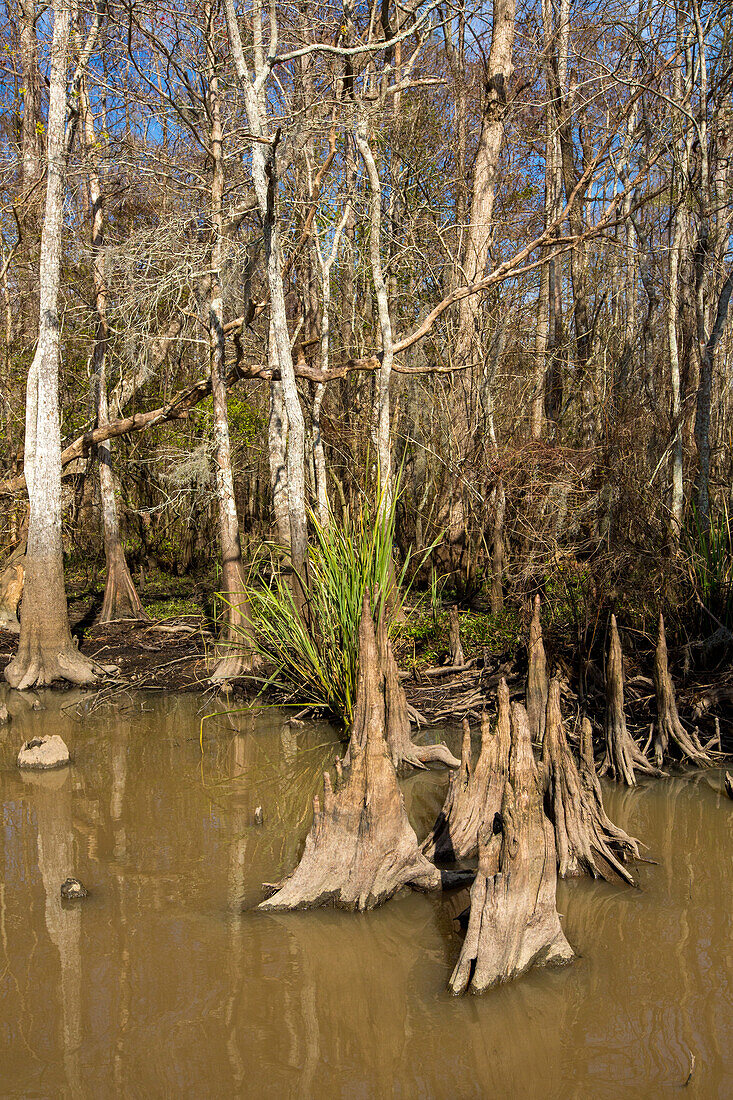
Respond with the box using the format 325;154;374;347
543;677;640;885
449;604;465;667
490;479;505;614
355;119;394;510
5;0;98;689
223;0;309;600
422;676;511;862
78;62;147;624
600;615;660;785
449;0;516;578
205;8;257;680
448;701;574;994
258;595;445;910
267;375;291;546
652;613;712;768
526;594;548;744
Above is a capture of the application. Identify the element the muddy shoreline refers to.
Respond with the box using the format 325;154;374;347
1;617;731;755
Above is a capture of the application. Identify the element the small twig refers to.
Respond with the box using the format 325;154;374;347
683;1049;695;1087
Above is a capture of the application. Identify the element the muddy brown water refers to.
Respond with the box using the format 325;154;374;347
0;690;731;1099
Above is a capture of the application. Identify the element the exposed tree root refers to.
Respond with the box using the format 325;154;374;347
258;595;443;911
422;677;511;862
98;543;149;624
448;702;574;994
526;595;548;744
725;772;733;800
543;678;640;885
5;556;101;689
600;615;661;786
210;646;259;683
6;637;100;690
652;613;713;768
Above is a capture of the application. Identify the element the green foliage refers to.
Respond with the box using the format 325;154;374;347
396;604;522;664
242;488;419;724
686;502;733;630
197;395;264;443
145;596;204;620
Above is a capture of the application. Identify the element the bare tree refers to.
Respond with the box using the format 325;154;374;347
6;0;99;688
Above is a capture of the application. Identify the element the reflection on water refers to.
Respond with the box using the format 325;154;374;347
0;689;731;1098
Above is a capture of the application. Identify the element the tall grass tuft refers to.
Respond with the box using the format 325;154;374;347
243;487;423;724
686;501;733;631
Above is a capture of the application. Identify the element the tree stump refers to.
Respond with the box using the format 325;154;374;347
652;613;712;768
543;678;640;885
526;595;548;744
448;702;574;995
379;617;460;772
258;595;443;911
600;615;660;786
422;678;511;862
449;604;465;667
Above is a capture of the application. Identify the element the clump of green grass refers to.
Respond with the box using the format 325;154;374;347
243;487;426;724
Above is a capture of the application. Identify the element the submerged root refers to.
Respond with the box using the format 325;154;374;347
448;702;574;995
543;679;640;886
652;614;712;769
422;678;511;862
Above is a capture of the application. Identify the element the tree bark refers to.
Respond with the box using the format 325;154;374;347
259;595;445;910
222;0;309;601
448;701;574;994
449;604;465;667
490;479;505;614
78;53;147;624
652;613;712;768
5;0;99;689
205;7;257;680
422;676;511;862
379;617;460;771
449;0;516;578
526;594;548;744
543;677;640;885
600;615;660;785
355;118;394;510
267;375;291;546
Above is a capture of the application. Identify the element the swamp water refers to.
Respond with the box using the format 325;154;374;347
0;690;731;1099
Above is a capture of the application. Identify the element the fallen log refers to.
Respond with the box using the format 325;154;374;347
526;595;548;745
422;678;511;862
600;616;661;786
448;702;574;995
258;595;444;911
652;613;713;768
543;678;640;885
